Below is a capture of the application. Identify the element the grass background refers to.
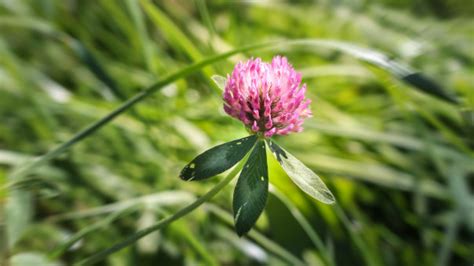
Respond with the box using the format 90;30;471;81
1;0;473;265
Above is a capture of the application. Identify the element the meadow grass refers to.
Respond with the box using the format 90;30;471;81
1;1;473;265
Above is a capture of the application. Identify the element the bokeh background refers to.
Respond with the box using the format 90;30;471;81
1;0;473;265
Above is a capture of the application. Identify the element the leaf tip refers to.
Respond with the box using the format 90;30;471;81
318;189;336;204
309;188;336;205
234;223;250;237
323;197;336;205
235;230;245;237
179;163;195;181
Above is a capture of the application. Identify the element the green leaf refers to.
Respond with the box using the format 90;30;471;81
401;73;458;104
267;140;335;204
233;140;268;236
283;40;457;104
68;40;126;99
180;135;257;181
211;75;227;91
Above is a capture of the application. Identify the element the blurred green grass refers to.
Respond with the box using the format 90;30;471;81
1;0;473;265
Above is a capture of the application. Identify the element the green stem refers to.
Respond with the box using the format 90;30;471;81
75;159;246;266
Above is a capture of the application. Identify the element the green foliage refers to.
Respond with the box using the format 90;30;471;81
0;0;472;265
268;140;335;204
233;140;268;236
180;135;257;181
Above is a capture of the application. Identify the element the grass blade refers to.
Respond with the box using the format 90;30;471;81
75;157;246;265
124;0;158;74
49;207;137;259
6;42;270;182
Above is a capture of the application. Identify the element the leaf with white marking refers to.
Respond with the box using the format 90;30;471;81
233;140;268;236
180;135;257;181
267;140;335;204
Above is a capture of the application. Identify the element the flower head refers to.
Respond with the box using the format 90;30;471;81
223;56;311;137
182;56;334;237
